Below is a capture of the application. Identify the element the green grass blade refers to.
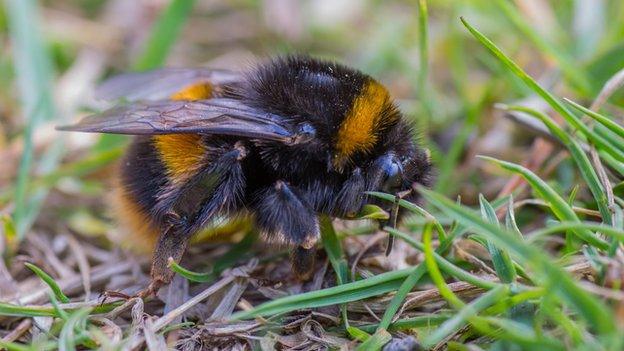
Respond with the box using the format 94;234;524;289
6;0;58;239
133;0;197;70
421;285;509;349
386;227;500;290
168;259;213;283
460;17;624;163
526;222;624;244
0;302;58;317
564;98;624;139
504;196;522;238
415;0;434;127
500;105;612;224
376;221;453;331
24;262;70;303
373;264;425;331
319;215;350;329
419;188;616;335
479;195;517;283
58;308;92;351
422;221;464;308
346;326;371;342
230;266;423;320
0;301;120;318
355;328;391;351
358;314;450;333
320;216;348;285
478;156;608;249
492;0;592;94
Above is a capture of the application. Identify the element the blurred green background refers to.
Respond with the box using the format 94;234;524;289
2;0;623;238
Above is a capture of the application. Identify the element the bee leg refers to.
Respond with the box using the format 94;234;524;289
141;143;247;297
254;181;319;280
139;213;190;298
291;246;317;281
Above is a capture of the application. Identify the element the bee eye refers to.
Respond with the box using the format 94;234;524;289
379;155;403;192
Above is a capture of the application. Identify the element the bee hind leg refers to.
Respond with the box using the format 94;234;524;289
291;246;316;281
141;142;248;297
139;213;191;298
254;181;319;281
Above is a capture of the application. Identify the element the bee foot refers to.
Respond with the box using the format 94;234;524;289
136;280;164;299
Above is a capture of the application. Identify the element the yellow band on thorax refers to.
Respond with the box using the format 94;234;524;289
334;80;391;168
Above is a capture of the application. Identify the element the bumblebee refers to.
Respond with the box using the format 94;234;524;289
59;56;433;295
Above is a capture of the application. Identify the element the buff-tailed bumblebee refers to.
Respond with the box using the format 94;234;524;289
58;56;433;295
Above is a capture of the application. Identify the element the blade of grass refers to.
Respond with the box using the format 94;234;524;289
376;219;460;331
460;17;624;163
319;215;350;329
421;285;509;349
133;0;197;70
355;328;391;351
168;259;213;283
0;301;121;318
386;227;500;290
169;230;257;283
346;326;371;342
414;0;434;133
357;314;451;333
565;98;624;139
231;275;406;320
419;187;616;336
24;262;70;303
479;156;608;249
6;0;58;239
422;221;464;308
479;195;517;283
492;0;592;94
499;104;612;224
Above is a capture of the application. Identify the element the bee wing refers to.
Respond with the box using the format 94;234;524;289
57;98;295;142
95;68;241;101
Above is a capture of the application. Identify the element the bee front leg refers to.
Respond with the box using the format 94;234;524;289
254;181;319;280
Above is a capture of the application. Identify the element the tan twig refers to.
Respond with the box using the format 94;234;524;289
1;318;32;342
514;198;602;218
66;234;91;302
128;260;256;350
16;261;134;305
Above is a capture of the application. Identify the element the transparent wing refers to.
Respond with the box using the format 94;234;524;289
95;68;241;101
58;98;295;142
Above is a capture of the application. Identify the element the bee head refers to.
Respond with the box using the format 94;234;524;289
367;145;433;203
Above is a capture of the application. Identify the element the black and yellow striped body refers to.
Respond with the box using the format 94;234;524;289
111;83;218;251
108;56;432;283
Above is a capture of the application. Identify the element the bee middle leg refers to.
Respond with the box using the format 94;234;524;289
254;181;319;280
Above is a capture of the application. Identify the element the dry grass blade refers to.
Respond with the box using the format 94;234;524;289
127;260;256;349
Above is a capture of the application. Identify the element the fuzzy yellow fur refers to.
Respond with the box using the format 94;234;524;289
110;80;246;252
334;80;392;168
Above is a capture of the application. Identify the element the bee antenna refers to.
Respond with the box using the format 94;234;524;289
385;189;412;256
